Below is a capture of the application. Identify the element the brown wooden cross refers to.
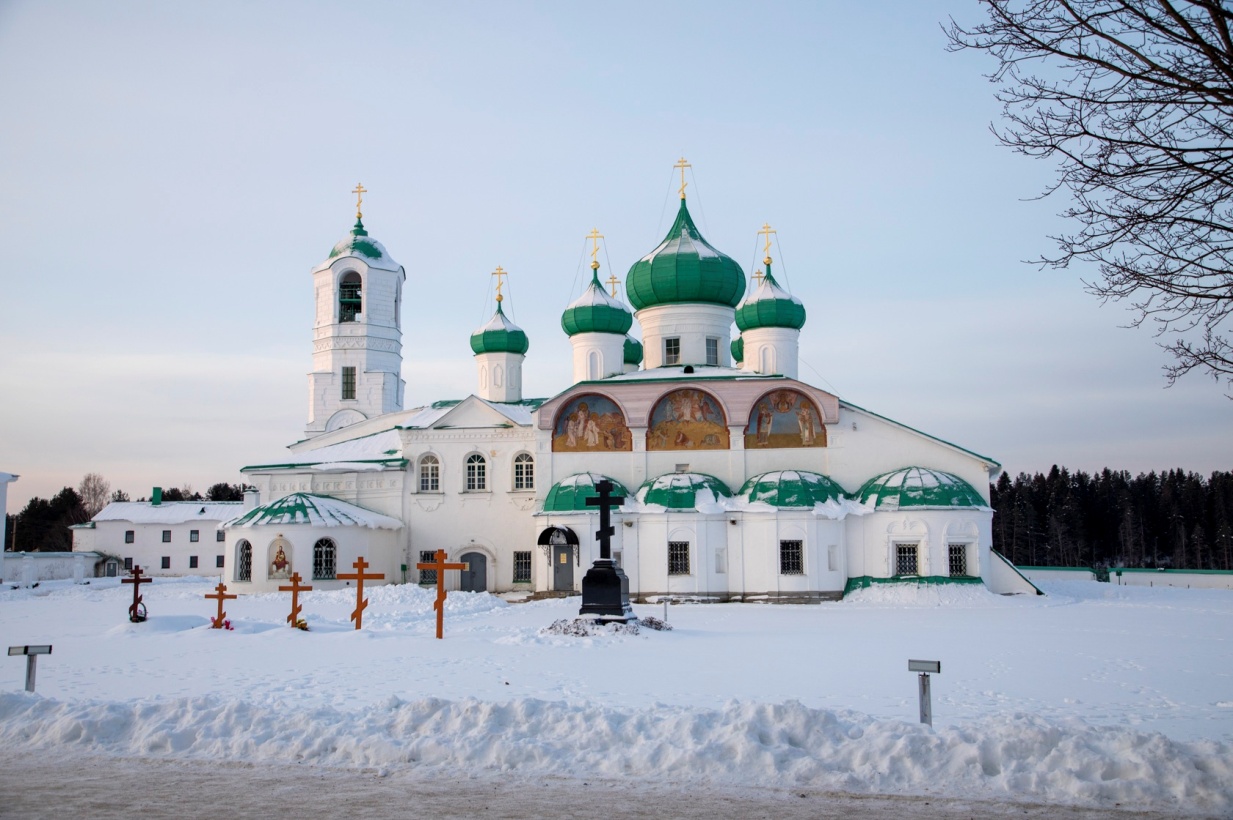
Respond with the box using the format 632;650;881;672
278;572;313;627
204;581;237;629
416;549;468;639
336;556;384;630
122;565;152;622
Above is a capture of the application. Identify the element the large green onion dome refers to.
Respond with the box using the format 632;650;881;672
735;265;806;331
470;300;529;355
623;335;644;366
542;473;631;513
637;472;732;510
731;335;744;364
855;467;989;511
625;199;745;310
739;471;848;507
561;270;634;336
321;218;400;271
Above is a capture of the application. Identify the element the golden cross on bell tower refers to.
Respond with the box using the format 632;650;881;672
587;227;604;271
352;183;367;220
674;157;691;200
492;265;508;303
607;272;621;297
759;222;776;266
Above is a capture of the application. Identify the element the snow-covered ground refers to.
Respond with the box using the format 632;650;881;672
0;578;1229;815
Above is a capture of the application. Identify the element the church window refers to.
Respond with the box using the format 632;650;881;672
161;556;171;569
948;543;968;577
341;367;356;400
313;538;337;580
124;557;133;570
759;346;775;375
216;530;225;542
664;337;681;366
466;454;487;491
587;350;601;381
162;530;171;543
190;529;199;543
339;272;362;322
513;453;534;490
780;540;804;575
216;555;224;568
895;543;919;576
668;541;690;575
189;556;198;569
124;530;134;544
513;551;532;583
419;550;437;585
419;455;440;492
705;337;719;367
236;540;252;582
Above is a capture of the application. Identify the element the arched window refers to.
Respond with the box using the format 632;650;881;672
419;454;440;492
759;345;775;375
235;539;252;582
494;364;504;387
313;538;337;580
339;272;362;322
587;350;601;380
466;453;487;491
513;453;534;490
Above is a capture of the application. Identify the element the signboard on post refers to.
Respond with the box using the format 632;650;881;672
8;645;52;693
908;659;941;726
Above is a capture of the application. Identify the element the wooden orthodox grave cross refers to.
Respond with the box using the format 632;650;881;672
204;582;237;629
585;480;625;560
122;565;152;623
278;572;312;627
415;549;467;639
336;556;384;630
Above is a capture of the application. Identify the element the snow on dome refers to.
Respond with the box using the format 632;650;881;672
541;473;631;513
734;269;806;331
226;493;403;530
623;335;643;366
470;302;529;355
561;273;633;337
635;472;733;511
625;199;745;310
738;471;847;508
314;218;401;272
855;467;989;511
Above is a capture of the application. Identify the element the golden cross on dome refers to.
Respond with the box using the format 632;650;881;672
753;267;765;285
492;265;507;302
759;222;776;265
607;273;620;297
352;183;367;219
587;227;604;271
674;157;691;200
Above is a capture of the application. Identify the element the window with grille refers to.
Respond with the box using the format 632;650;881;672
948;544;968;577
780;540;804;575
466;453;487;491
161;556;171;569
419;550;437;585
419;455;440;492
705;337;719;366
895;543;919;576
189;555;198;569
125;530;134;544
339;272;362;322
216;530;225;542
668;541;690;575
664;337;681;365
124;557;133;570
513;551;532;583
162;530;171;543
513;453;534;490
341;366;356;400
190;529;199;543
236;540;252;582
216;555;224;568
313;538;337;580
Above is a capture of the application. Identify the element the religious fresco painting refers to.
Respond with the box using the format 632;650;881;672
268;539;293;581
647;389;729;451
552;395;632;452
745;389;826;449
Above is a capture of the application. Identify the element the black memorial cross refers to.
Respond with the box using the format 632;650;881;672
579;479;635;621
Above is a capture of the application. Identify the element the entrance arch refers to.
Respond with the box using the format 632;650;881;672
459;551;488;592
537;526;578;592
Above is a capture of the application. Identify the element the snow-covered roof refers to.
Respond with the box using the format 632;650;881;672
93;501;242;525
312;219;401;273
225;493;402;530
0;472;17;483
597;365;779;382
855;467;990;511
244;429;406;472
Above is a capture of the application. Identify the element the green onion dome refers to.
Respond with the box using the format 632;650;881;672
542;473;631;513
731;335;744;364
561;270;634;336
734;266;805;331
322;218;400;271
469;301;529;355
623;335;644;366
855;467;989;511
625;199;745;310
739;471;848;507
636;472;732;510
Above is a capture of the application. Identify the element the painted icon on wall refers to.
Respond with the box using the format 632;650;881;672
268;539;293;581
552;395;632;452
745;389;826;449
647;389;729;450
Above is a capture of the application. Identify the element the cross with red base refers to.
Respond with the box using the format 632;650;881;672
278;572;313;627
336;556;384;630
122;565;152;622
204;581;237;629
416;549;468;639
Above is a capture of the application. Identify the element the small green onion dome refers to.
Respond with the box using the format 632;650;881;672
734;266;806;331
561;270;634;336
322;218;400;271
623;335;644;365
739;471;848;507
470;301;529;355
855;467;989;511
542;473;631;513
636;472;732;510
625;199;745;311
731;335;744;364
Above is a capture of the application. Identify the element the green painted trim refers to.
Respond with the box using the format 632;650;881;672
839;399;1001;469
842;575;984;597
991;549;1045;595
241;458;407;473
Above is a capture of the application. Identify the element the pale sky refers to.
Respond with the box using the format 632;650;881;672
2;0;1229;514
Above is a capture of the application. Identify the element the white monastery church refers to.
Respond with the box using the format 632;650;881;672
82;166;1038;600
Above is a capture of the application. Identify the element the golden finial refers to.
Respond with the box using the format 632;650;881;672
352;183;367;220
607;273;620;297
492;265;507;303
673;157;691;200
758;222;776;266
587;227;604;271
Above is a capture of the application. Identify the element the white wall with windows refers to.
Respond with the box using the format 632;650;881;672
71;501;239;577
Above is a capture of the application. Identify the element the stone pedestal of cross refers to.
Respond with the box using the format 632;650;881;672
278;572;313;628
336;557;384;630
122;565;152;623
415;549;467;639
580;479;634;621
204;582;237;629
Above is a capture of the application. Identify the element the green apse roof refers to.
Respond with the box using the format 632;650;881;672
734;266;806;331
731;335;744;364
855;467;989;511
470;301;529;355
624;335;643;365
625;199;745;311
739;471;848;507
542;473;631;513
561;270;634;336
637;472;732;510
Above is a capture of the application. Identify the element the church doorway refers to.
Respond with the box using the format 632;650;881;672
459;551;487;592
537;527;578;592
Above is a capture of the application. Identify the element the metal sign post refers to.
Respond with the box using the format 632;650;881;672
8;645;52;693
908;659;941;726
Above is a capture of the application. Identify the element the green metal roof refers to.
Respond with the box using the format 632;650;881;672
226;492;401;529
637;472;732;510
561;271;633;336
856;467;988;510
470;301;529;355
731;335;744;364
327;218;385;261
541;473;631;513
625;199;745;310
734;267;806;331
739;470;848;507
623;335;643;365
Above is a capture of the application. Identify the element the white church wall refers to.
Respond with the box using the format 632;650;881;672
223;524;402;594
71;513;236;578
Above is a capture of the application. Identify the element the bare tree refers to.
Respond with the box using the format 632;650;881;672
78;472;111;518
947;1;1233;392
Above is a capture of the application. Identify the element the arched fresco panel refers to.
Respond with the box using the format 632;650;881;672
552;394;632;452
745;389;826;449
647;388;729;450
268;537;293;581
